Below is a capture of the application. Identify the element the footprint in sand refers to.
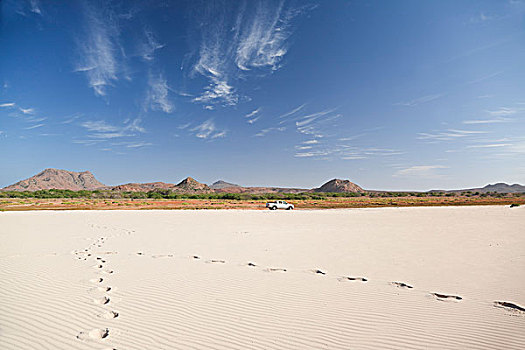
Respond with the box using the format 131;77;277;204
90;278;104;284
94;296;110;305
339;276;368;282
102;270;114;275
247;262;257;267
313;269;326;275
391;281;413;289
431;292;462;301
77;328;109;340
97;286;112;292
265;268;287;272
207;259;226;264
98;310;119;319
192;255;201;260
494;301;525;312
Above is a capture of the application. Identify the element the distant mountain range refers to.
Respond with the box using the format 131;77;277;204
2;168;524;194
430;183;525;194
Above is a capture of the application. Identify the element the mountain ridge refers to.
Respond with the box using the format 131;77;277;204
2;169;523;194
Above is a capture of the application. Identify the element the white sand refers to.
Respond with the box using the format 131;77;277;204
1;206;524;349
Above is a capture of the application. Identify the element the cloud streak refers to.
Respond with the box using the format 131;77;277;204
189;1;312;106
394;165;449;178
394;94;443;107
75;2;122;96
80;118;145;139
190;119;227;139
145;72;174;113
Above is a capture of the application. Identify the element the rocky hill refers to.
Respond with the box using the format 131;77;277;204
176;177;211;192
2;168;105;191
314;179;365;193
209;180;240;190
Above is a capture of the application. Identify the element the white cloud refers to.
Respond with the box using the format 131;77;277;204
125;142;152;148
467;143;511;148
80;118;145;139
394;94;443;107
486;107;520;116
278;104;306;120
255;126;286;137
294;152;316;158
190;119;226;139
19;107;35;114
75;3;121;96
463;117;513;124
303;139;319;144
0;102;15;108
247;116;260;124
394;165;449;178
235;1;300;71
192;76;237;106
417;129;487;141
29;0;42;15
145;72;173;113
24;124;44;130
190;2;312;106
81;120;120;133
140;30;165;61
245;108;261;118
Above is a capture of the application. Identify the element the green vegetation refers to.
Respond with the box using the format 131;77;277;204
0;188;523;201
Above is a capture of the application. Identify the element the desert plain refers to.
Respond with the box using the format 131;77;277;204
1;206;524;349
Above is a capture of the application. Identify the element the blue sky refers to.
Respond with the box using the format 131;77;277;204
1;0;525;190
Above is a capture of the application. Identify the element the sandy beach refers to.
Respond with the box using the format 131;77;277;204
1;206;524;349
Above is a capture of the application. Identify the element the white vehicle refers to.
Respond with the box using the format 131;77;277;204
266;200;294;210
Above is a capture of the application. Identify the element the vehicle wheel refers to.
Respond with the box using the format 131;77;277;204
272;206;277;210
287;206;293;210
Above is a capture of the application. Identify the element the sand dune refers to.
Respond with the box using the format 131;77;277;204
0;206;524;349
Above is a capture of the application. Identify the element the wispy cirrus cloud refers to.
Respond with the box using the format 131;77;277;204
190;119;227;139
189;1;314;107
417;129;487;141
394;93;443;107
235;1;306;71
246;107;261;124
255;126;286;137
486;107;521;116
0;102;15;108
75;2;123;97
140;30;165;61
467;143;511;148
394;165;449;178
80;118;145;139
247;116;260;124
19;107;35;115
278;103;306;121
462;117;513;124
145;72;174;113
29;0;42;15
245;108;261;118
24;123;45;130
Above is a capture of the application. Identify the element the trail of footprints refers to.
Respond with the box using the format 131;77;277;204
72;233;122;349
71;225;523;346
158;252;523;314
